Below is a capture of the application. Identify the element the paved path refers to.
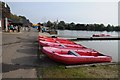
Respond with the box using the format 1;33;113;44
2;28;38;78
0;31;2;80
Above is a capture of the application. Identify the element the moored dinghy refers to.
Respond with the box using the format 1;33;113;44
42;47;112;64
39;40;84;48
38;36;75;44
92;34;111;37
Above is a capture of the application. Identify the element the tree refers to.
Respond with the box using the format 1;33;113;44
99;24;105;31
94;24;105;31
46;21;53;27
38;20;120;31
57;21;66;30
66;22;75;30
85;24;94;31
10;14;21;23
0;2;10;18
114;26;120;31
18;16;30;26
106;24;113;31
46;21;54;31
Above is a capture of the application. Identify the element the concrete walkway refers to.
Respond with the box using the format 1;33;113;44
0;31;2;80
2;28;38;78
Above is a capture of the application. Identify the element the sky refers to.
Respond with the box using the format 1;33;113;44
4;0;119;26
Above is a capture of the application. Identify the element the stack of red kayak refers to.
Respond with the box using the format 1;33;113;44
38;36;112;64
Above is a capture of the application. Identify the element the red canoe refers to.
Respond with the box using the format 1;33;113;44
38;36;74;44
38;36;76;45
92;34;110;37
42;47;112;64
39;40;84;48
41;39;75;44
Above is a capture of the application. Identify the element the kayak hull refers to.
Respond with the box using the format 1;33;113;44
38;36;75;44
92;34;110;37
39;40;84;48
42;47;112;64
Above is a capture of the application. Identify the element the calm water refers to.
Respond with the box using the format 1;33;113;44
75;40;118;62
58;30;118;37
58;30;119;62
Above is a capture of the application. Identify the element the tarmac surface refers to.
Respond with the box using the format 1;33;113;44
1;28;63;79
0;30;2;80
2;28;38;78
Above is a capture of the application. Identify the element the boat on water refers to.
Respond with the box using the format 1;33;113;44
92;34;111;37
42;47;112;64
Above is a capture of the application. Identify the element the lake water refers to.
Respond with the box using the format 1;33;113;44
58;30;119;62
58;30;118;37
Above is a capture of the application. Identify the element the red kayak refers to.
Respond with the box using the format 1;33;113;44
38;36;74;43
41;39;75;44
42;47;112;64
92;34;110;37
39;41;84;48
38;36;85;48
39;36;68;41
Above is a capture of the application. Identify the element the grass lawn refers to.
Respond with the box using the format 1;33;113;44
37;64;119;78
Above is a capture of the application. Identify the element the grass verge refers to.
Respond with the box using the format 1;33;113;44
37;64;119;78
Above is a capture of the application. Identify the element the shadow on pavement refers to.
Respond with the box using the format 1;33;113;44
17;48;38;55
37;53;64;68
11;54;64;67
21;43;38;48
11;56;38;66
2;63;33;73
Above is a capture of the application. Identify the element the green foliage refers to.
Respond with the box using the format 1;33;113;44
46;21;53;27
45;20;120;31
0;2;31;26
57;21;66;30
66;22;75;30
0;1;10;18
9;13;31;26
10;14;20;23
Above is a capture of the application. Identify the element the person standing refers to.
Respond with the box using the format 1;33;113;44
18;25;20;32
38;23;41;32
28;26;31;32
42;26;46;33
9;25;14;32
14;25;18;32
